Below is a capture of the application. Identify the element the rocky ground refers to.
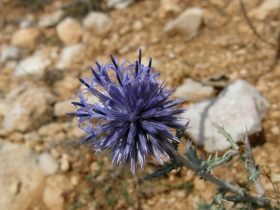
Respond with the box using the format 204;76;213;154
0;0;280;209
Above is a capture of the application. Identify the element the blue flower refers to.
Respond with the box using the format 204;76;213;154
68;49;187;173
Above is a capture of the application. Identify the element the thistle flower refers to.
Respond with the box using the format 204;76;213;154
67;49;187;173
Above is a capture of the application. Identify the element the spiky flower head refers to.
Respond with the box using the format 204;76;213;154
68;49;187;173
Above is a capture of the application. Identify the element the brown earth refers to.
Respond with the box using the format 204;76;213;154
0;0;280;209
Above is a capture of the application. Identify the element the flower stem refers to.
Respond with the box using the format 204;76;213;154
175;152;271;208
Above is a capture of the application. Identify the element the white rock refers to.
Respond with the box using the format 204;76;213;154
43;175;72;210
38;10;64;28
183;79;270;152
0;140;45;210
164;7;203;37
14;54;51;77
106;0;134;9
60;159;70;172
82;12;114;37
3;88;55;132
56;43;86;70
38;153;59;176
249;0;280;20
173;79;215;102
56;17;82;45
0;46;19;63
11;27;39;49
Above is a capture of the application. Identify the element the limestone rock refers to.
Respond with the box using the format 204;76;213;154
0;46;20;63
173;78;215;102
82;12;114;37
56;17;82;45
43;174;73;210
56;43;86;70
106;0;134;9
38;10;64;28
3;87;55;132
0;140;45;210
164;7;204;37
183;79;270;152
11;27;39;49
38;153;59;176
14;54;51;77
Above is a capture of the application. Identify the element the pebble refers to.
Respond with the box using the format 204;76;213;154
9;179;20;195
56;17;82;45
70;175;80;186
164;7;204;37
11;27;39;49
271;126;280;135
60;159;70;172
0;46;19;63
8;132;23;142
14;54;51;77
38;153;59;176
82;12;114;37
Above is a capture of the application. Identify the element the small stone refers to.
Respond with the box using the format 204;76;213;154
0;46;20;63
24;131;40;142
11;27;39;49
8;132;23;142
43;175;73;210
106;0;134;9
132;20;143;31
50;148;60;159
56;17;82;45
70;175;80;186
14;54;51;77
38;10;64;28
38;123;63;137
9;179;20;195
60;159;70;172
164;7;203;37
56;43;86;70
38;153;59;176
176;190;187;198
173;78;215;102
271;126;280;135
4;87;55;132
82;12;114;37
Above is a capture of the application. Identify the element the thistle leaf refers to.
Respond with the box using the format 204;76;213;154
185;141;204;166
209;120;239;151
199;150;238;174
140;162;183;181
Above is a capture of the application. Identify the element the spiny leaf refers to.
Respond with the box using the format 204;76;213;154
140;162;183;181
185;141;204;166
199;150;238;174
209;120;239;151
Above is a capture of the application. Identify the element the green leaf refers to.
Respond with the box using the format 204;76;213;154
140;161;183;181
185;141;204;166
199;150;238;174
209;120;239;151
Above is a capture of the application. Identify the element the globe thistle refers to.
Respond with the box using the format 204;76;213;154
67;49;187;173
